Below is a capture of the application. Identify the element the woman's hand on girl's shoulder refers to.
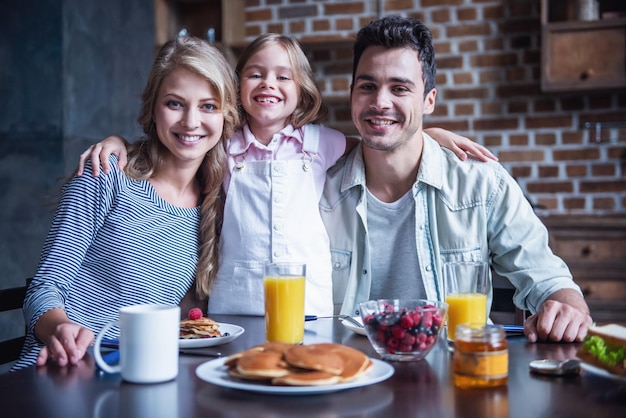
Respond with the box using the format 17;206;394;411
77;135;130;177
425;127;497;162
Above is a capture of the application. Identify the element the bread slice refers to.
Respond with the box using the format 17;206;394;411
587;324;626;347
577;324;626;376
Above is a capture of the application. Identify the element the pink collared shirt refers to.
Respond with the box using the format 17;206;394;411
223;124;346;196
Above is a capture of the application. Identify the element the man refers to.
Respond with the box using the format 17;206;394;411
320;16;592;343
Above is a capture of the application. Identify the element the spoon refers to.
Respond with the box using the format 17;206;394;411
529;358;581;376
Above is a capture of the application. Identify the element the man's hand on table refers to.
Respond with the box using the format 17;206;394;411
523;289;593;343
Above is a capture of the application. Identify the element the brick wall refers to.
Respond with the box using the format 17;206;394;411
240;0;626;215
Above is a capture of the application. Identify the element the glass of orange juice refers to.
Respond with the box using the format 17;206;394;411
443;261;488;341
263;262;306;344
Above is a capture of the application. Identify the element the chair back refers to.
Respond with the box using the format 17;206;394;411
0;280;30;366
490;272;527;326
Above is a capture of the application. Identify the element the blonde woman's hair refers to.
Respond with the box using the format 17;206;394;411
235;33;327;129
126;36;239;299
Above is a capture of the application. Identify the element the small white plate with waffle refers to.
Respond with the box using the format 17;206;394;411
179;323;244;349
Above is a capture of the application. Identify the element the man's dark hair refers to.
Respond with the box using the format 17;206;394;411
352;15;436;97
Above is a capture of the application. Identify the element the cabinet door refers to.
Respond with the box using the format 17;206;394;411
543;216;626;325
542;24;626;91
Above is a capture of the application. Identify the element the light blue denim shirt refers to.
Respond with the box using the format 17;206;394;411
320;133;581;317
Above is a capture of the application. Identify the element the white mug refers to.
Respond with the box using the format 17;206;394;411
93;304;180;383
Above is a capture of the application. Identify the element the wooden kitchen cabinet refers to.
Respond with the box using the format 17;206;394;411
542;215;626;325
541;0;626;92
154;0;244;51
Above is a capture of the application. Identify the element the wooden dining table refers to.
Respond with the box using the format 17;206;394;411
1;314;624;418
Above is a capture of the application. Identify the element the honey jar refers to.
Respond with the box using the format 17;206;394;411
453;324;508;388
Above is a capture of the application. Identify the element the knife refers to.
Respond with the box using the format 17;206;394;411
179;349;223;357
503;325;525;333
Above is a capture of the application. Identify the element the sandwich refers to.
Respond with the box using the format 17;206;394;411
577;324;626;376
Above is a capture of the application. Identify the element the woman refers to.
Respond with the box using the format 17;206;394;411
13;36;239;369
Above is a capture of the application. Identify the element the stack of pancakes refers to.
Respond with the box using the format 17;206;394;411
180;317;222;339
224;342;373;386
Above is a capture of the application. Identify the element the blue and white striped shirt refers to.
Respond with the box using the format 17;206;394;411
13;156;199;369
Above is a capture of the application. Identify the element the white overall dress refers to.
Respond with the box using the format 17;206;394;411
208;125;334;316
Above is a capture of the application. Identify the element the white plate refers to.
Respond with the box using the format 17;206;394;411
580;361;626;382
179;323;244;349
341;316;367;336
196;357;394;395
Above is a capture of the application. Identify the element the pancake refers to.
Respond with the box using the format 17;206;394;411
313;343;372;382
283;344;344;375
179;317;221;339
228;368;276;381
223;349;254;368
272;370;341;386
251;341;295;354
224;342;371;386
236;350;289;379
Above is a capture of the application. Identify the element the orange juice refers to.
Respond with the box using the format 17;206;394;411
264;275;305;343
445;293;487;339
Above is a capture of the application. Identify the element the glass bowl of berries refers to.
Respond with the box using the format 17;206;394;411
359;299;448;361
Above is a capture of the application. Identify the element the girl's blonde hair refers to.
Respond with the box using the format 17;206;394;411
235;33;327;129
126;36;239;299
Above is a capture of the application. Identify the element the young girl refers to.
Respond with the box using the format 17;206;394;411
78;34;495;317
211;34;346;315
14;37;238;369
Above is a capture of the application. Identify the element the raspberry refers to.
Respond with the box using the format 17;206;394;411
399;314;414;329
386;337;400;350
398;343;413;352
188;307;203;320
401;333;416;346
422;311;433;328
391;325;406;339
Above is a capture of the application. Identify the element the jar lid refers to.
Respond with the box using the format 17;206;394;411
454;323;505;341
